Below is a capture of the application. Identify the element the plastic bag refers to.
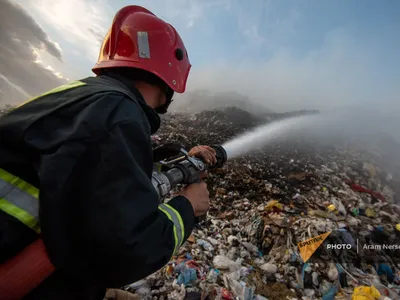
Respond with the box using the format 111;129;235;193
351;286;381;300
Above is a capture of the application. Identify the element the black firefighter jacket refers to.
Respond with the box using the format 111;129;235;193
0;74;195;299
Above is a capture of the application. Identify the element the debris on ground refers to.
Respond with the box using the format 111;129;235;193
4;104;399;299
117;107;400;300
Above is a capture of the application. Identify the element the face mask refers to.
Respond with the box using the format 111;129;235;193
155;86;174;114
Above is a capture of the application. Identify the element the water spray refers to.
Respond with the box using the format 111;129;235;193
152;114;323;199
222;114;321;159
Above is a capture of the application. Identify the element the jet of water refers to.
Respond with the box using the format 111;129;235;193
222;114;321;159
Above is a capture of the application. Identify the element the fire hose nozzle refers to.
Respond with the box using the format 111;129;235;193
209;144;228;169
152;144;228;200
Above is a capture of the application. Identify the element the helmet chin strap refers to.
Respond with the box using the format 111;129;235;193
155;86;174;114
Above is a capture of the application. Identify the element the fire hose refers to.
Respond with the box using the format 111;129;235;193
0;144;228;299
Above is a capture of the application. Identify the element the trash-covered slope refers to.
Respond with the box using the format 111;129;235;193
124;107;400;300
2;105;400;299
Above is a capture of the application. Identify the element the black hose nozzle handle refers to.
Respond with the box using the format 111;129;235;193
209;145;228;169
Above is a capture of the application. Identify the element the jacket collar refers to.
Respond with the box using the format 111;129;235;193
99;73;161;134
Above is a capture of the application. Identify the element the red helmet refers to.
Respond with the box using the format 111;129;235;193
92;6;191;93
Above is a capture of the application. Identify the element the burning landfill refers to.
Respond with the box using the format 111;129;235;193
2;104;400;300
108;106;400;300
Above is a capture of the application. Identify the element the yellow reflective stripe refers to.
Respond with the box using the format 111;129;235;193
0;168;40;233
159;206;179;256
15;80;87;109
0;169;39;199
158;203;185;256
1;80;87;232
0;198;40;233
163;203;185;244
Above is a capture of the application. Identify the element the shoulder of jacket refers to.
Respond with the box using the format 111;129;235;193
80;76;152;133
81;76;140;103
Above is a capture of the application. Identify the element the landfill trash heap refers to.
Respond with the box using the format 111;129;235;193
122;106;400;300
2;105;400;299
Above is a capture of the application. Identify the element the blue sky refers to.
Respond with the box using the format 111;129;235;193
120;0;400;72
10;0;400;112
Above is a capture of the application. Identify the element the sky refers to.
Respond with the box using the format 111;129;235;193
0;0;399;114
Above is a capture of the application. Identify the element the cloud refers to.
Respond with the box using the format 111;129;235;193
152;0;231;28
23;0;113;62
228;0;301;53
18;0;235;78
131;0;232;34
180;27;399;115
2;0;398;121
0;0;66;105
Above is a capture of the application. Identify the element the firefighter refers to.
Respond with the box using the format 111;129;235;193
0;5;216;300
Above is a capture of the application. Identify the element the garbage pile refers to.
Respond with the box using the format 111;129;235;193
3;103;400;299
121;106;400;300
120;107;400;300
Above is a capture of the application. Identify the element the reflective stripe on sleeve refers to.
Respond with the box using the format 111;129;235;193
158;203;185;256
0;169;40;233
0;80;86;232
